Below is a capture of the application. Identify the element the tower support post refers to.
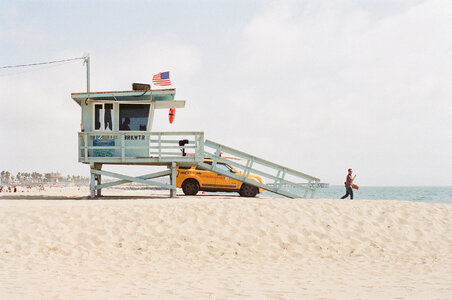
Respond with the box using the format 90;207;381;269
170;162;177;198
96;163;102;197
90;163;95;198
89;163;102;198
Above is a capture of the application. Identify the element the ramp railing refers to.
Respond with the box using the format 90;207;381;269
198;140;320;199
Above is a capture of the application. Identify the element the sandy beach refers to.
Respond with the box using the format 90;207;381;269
0;187;451;299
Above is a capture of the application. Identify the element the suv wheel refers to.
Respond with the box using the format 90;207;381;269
182;179;200;196
239;183;258;197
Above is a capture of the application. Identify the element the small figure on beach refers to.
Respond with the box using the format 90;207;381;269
340;168;356;199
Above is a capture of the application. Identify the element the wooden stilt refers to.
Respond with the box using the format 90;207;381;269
170;162;177;198
96;163;102;197
90;163;95;198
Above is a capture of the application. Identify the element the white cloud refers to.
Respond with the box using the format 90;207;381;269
91;35;201;92
0;6;47;49
205;0;452;185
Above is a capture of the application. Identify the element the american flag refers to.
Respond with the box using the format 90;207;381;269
152;71;171;86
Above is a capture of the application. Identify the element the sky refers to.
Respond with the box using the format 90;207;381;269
0;0;451;186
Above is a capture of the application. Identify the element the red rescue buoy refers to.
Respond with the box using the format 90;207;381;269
169;108;175;124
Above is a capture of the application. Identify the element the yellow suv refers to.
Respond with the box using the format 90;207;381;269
176;160;264;197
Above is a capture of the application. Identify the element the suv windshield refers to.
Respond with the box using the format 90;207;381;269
215;163;234;173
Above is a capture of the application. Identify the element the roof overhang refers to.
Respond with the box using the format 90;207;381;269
71;89;177;106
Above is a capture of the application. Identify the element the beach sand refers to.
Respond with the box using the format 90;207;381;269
1;187;451;299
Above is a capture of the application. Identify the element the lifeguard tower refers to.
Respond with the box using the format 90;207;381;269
71;83;320;198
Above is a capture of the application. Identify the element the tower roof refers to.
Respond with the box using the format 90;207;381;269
71;88;176;106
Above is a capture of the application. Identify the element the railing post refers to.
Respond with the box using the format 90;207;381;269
148;132;152;157
274;170;281;192
84;133;88;161
310;181;316;198
158;134;162;161
198;132;204;162
121;133;125;161
212;145;221;168
247;157;254;179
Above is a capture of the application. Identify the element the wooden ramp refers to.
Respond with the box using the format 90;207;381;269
198;140;320;199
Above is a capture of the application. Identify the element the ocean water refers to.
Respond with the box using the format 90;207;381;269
261;186;452;205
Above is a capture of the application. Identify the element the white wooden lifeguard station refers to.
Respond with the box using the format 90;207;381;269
71;83;320;198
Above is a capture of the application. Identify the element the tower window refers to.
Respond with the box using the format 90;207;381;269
119;104;150;131
94;103;113;131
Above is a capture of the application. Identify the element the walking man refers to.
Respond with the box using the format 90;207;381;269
341;168;357;199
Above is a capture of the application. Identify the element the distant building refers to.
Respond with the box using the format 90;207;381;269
45;172;63;183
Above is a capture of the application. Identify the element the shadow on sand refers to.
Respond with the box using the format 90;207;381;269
0;193;242;201
0;194;172;201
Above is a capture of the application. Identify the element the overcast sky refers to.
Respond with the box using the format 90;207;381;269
0;0;451;186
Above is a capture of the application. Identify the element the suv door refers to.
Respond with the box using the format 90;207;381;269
214;163;239;190
195;162;217;189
